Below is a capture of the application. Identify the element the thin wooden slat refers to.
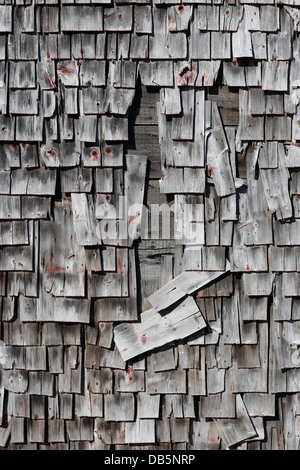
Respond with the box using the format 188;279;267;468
149;6;187;60
190;10;210;60
114;296;206;361
171;88;195;141
0;5;12;32
88;248;128;298
260;145;292;220
232;16;253;58
40;208;86;298
94;247;138;322
214;395;257;449
71;193;101;246
262;61;289;92
206;101;235;197
147;261;230;312
238;144;273;246
237;89;264;142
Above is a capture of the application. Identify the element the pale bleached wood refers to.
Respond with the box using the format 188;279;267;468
147;261;230;311
114;296;206;361
214;394;257;448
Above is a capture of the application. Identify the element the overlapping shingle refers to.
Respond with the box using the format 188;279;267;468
0;0;300;451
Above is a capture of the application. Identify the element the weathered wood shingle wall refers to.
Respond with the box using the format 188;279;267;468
0;0;299;451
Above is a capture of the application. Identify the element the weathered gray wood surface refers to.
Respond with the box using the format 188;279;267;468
114;296;206;361
0;1;299;453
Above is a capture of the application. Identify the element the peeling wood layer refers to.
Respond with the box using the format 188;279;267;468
0;0;299;452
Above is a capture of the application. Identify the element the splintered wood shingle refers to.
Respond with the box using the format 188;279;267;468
114;296;207;361
147;262;230;312
0;0;299;452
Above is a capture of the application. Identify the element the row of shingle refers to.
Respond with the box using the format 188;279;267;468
0;196;298;246
0;0;299;452
0;329;299;448
0;3;298;33
0;59;298;91
0;32;295;61
0;0;298;5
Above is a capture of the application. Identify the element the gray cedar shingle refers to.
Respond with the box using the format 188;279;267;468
167;5;193;32
125;419;156;444
9;61;36;89
198;5;219;31
15;116;43;142
139;61;174;87
72;34;100;60
149;6;187;60
14;5;35;34
40;142;81;167
0;6;12;33
42;91;56;119
114;296;206;361
11;169;57;196
147;369;187;395
0;221;28;246
260;148;293;220
40;209;86;298
261;61;289;92
104;393;135;422
9;89;39;115
104;5;133;32
42;6;60;34
110;61;136;89
214;394;257;449
0;115;15;142
8;34;39;61
0;0;300;452
130;33;149;60
80;60;106;87
0;246;33;272
134;5;152;34
37;60;56;90
206;101;235;197
232;16;253;58
61;6;104;32
0;145;20;170
61;168;93;193
19;296;91;324
237;89;264;141
190;9;211;60
101;115;128;141
0;196;21;219
57;60;79;86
